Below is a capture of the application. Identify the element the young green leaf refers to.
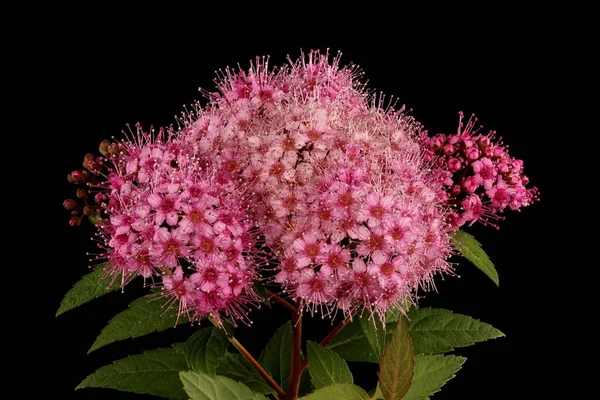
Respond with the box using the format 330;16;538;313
359;316;386;361
179;371;268;400
184;327;229;375
378;316;415;400
300;383;369;400
76;345;187;399
216;352;276;396
306;341;353;389
407;308;505;354
88;294;189;353
258;321;292;389
56;264;121;316
451;230;499;286
402;355;466;400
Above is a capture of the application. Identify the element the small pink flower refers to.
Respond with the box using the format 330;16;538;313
447;157;462;172
472;157;497;190
317;244;351;277
358;193;394;228
152;227;190;269
292;234;323;266
296;269;335;306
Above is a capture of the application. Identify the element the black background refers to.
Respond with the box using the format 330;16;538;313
30;7;572;399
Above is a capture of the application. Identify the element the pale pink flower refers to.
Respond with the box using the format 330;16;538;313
358;193;395;228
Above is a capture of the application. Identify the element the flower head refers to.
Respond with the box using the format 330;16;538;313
421;112;539;228
178;50;454;321
74;123;262;326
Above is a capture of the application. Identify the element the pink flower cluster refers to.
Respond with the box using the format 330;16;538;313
177;51;453;318
421;112;539;227
65;50;538;324
89;124;259;324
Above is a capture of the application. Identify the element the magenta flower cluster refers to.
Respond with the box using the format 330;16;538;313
421;112;539;228
65;50;537;324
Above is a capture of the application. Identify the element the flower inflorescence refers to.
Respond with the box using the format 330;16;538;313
64;50;538;325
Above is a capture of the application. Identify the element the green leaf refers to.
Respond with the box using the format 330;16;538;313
306;341;353;389
258;321;292;389
327;314;397;363
451;230;499;286
300;383;369;400
185;327;229;375
179;371;268;400
216;352;275;396
89;294;188;353
378;316;415;400
76;345;187;399
327;317;377;362
402;355;466;400
56;263;121;316
360;316;387;361
407;308;505;355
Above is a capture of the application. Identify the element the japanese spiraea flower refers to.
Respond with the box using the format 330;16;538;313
421;112;539;228
70;124;261;325
177;50;454;319
65;49;538;325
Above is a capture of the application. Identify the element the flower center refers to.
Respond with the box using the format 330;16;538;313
269;162;284;176
369;205;385;218
283;196;297;210
327;254;342;269
307;129;321;141
199;238;216;253
380;262;394;276
367;235;384;251
190;210;204;223
304;244;320;258
339;193;353;208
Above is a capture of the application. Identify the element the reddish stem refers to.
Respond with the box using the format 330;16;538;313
286;302;304;400
229;337;287;399
319;312;354;347
266;289;298;314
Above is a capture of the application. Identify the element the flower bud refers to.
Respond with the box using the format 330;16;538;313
76;188;87;198
83;153;95;169
108;143;122;155
69;170;85;184
99;140;111;156
477;136;490;149
447;158;462;172
94;193;108;203
69;216;81;227
450;184;462;195
465;147;480;160
63;199;78;210
506;173;520;185
83;205;94;216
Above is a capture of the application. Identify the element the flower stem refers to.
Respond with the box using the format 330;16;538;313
319;312;354;347
208;316;286;399
266;289;298;313
229;337;287;399
287;302;304;400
